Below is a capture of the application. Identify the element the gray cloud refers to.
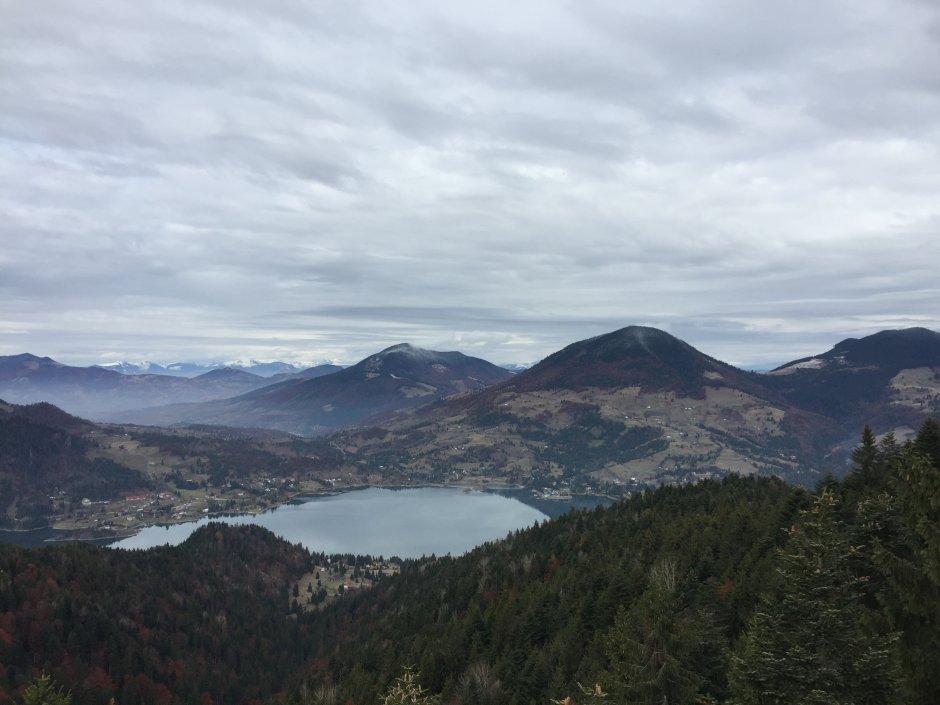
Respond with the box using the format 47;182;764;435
1;0;938;371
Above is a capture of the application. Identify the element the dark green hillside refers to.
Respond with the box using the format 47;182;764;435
0;402;152;528
0;524;341;705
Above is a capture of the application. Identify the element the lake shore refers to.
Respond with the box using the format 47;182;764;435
2;477;610;547
108;486;557;556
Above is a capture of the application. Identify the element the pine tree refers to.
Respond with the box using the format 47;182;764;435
731;490;899;705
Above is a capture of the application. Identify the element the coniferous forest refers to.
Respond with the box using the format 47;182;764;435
1;419;938;705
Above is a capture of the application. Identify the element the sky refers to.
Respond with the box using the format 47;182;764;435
2;0;939;370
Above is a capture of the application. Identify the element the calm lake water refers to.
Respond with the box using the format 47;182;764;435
111;487;552;558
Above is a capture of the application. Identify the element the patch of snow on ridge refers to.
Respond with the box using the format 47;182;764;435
790;358;825;370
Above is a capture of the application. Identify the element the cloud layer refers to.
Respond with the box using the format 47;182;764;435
2;0;939;368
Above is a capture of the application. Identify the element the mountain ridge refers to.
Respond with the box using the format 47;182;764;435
326;325;938;488
772;327;940;373
94;359;322;378
0;354;280;418
118;344;513;435
4;326;937;488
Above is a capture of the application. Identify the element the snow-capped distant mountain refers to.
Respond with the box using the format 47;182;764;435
500;362;535;373
223;360;308;377
95;360;312;378
95;361;170;375
1;354;275;419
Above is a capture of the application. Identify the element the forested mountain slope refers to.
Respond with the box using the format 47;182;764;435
0;525;380;705
306;419;940;705
0;401;152;528
2;418;938;705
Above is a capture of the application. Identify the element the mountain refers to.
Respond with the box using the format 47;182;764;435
327;326;939;489
501;326;767;396
765;327;940;431
0;523;320;702
95;360;171;375
772;327;940;373
120;344;513;435
0;354;276;419
327;327;816;488
95;359;315;377
13;326;934;490
226;360;309;377
267;363;344;383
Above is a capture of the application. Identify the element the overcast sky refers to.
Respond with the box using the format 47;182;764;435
2;0;939;369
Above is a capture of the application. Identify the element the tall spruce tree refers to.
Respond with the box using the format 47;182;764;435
604;557;723;705
852;425;879;479
731;490;899;705
868;441;940;703
912;417;940;468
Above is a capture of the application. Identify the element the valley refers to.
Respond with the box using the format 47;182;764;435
0;326;938;705
7;5;938;701
2;325;938;536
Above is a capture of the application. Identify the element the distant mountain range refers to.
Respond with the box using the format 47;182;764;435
94;359;318;377
500;362;535;373
119;344;514;435
3;327;938;487
0;353;341;419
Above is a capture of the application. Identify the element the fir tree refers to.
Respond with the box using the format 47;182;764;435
731;490;899;705
852;425;878;479
912;417;940;468
604;557;722;705
868;443;940;703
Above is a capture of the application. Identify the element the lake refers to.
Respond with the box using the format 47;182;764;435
111;487;553;557
0;487;611;557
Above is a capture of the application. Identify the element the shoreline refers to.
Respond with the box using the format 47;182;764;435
1;481;613;547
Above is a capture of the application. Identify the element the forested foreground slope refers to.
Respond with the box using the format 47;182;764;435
1;420;938;705
312;421;939;705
